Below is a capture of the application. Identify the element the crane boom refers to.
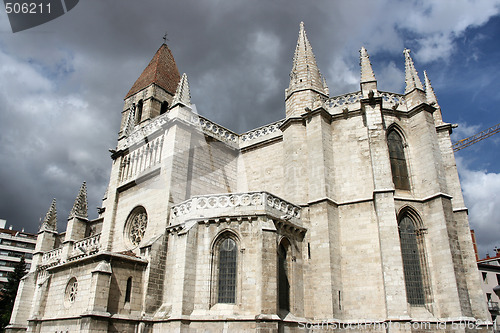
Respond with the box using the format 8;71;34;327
452;122;500;152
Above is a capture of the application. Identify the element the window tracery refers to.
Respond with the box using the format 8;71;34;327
398;213;430;306
64;277;78;307
125;207;148;247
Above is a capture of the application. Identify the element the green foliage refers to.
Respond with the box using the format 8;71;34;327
0;256;27;331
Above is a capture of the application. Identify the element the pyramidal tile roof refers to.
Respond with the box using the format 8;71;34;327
125;44;181;99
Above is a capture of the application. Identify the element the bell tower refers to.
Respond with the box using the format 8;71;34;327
118;43;181;139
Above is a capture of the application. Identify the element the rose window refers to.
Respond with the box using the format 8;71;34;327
125;207;148;247
64;277;78;307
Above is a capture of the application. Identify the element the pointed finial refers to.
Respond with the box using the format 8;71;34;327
360;46;376;83
424;70;438;107
69;182;88;220
424;70;443;123
171;73;191;107
323;76;329;96
404;49;424;94
124;103;136;136
286;21;328;98
163;32;168;44
40;199;57;232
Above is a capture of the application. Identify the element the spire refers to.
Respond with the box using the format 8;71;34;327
404;49;424;94
69;182;88;220
40;199;57;232
286;22;328;98
171;73;191;107
424;70;438;107
125;44;181;99
424;70;443;124
360;47;376;83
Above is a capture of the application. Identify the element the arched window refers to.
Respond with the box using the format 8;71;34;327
125;277;132;303
387;130;410;190
136;100;143;125
124;206;148;248
278;240;290;311
398;214;426;305
216;236;237;303
160;101;169;115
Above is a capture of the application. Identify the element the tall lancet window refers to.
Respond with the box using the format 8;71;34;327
388;130;411;190
278;240;291;312
399;214;426;305
217;236;237;303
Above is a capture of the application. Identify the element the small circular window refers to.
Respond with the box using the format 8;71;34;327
64;277;78;307
125;206;148;248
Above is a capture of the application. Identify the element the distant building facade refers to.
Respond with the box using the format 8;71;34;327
7;23;492;332
475;241;500;332
0;219;36;288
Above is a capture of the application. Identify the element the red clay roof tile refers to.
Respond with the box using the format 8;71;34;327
125;44;181;99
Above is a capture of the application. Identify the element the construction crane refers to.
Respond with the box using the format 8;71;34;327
452;122;500;152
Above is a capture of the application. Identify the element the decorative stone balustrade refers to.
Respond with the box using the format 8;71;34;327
240;120;283;143
191;115;239;146
379;91;406;109
120;135;164;183
71;233;101;258
41;247;62;264
171;191;301;220
125;112;170;147
325;91;362;108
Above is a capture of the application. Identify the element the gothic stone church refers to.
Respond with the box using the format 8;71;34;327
8;23;491;332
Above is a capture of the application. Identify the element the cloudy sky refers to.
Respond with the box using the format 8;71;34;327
0;0;499;257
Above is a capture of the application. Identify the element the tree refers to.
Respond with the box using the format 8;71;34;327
0;256;27;331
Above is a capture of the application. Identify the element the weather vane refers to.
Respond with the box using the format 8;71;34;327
163;32;169;44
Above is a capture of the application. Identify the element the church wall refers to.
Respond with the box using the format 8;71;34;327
282;121;309;205
186;135;238;198
330;114;374;202
106;264;144;316
240;140;284;197
302;201;342;319
41;265;93;320
36;318;80;333
337;201;387;319
162;217;305;320
111;173;169;254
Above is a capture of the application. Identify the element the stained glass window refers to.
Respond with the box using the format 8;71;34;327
399;215;425;305
388;130;410;190
218;238;237;303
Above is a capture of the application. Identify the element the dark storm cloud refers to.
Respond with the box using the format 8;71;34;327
0;0;499;259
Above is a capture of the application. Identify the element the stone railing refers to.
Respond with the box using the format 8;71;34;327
120;135;164;183
171;191;301;219
41;247;62;264
325;91;362;108
191;115;239;146
71;233;101;257
240;119;284;143
379;91;406;109
123;112;170;148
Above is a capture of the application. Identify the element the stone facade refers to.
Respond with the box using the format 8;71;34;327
7;23;492;332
